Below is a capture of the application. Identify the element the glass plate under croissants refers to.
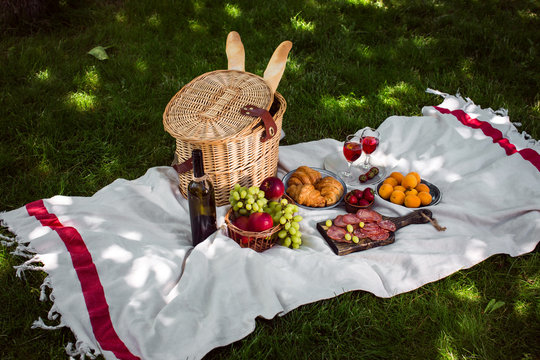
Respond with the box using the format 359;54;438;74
282;167;347;210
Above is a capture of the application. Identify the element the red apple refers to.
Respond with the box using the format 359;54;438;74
233;216;251;244
259;176;285;201
352;189;364;199
358;199;370;206
248;212;274;232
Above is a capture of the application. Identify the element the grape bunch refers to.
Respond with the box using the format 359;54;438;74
264;199;303;249
229;184;304;249
229;184;268;216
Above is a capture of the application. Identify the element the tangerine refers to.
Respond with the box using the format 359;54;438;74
383;177;398;187
390;190;406;205
405;189;418;196
404;194;421;208
378;183;394;199
394;185;407;193
389;172;404;184
402;174;418;189
418;191;432;206
415;183;430;194
407;171;421;184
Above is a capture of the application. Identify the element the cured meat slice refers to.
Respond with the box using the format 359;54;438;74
333;215;347;228
378;219;396;232
367;231;390;241
326;225;347;241
355;209;383;222
342;213;360;224
353;227;368;238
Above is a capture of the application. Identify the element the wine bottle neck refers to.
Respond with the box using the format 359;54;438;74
192;149;205;178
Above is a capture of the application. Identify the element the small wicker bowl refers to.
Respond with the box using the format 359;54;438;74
344;191;374;213
225;208;282;252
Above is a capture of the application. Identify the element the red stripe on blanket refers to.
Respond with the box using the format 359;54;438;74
26;199;140;360
434;106;540;172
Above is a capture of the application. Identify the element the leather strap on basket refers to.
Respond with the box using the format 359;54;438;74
172;157;193;174
240;105;277;142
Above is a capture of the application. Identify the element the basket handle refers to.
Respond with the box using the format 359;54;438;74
240;105;277;142
172;157;193;174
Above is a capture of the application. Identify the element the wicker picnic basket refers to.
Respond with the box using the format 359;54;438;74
163;69;286;206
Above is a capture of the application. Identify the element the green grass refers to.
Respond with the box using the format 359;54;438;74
1;0;539;359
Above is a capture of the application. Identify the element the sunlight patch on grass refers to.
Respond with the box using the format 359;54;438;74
321;93;367;111
225;3;242;18
356;44;373;59
513;300;530;317
517;9;538;20
135;58;148;72
291;13;315;32
83;66;100;89
66;91;97;111
115;10;127;23
460;58;475;80
377;82;415;107
450;283;481;302
34;68;51;82
345;0;386;8
437;331;458;360
189;19;207;33
147;13;161;27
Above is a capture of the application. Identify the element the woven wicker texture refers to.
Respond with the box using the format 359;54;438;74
163;70;273;142
163;69;286;206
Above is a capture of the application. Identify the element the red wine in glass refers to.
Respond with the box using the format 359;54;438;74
340;134;361;184
343;142;362;162
361;136;379;154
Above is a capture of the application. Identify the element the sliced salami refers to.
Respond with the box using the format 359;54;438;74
355;209;383;222
333;215;347;228
326;225;347;241
361;222;382;231
367;230;390;241
342;213;360;224
378;219;396;232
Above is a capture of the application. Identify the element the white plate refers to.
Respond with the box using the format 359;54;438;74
323;152;386;185
282;167;346;210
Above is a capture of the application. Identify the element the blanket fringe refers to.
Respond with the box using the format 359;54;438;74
66;341;98;360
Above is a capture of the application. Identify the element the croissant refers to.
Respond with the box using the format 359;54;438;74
315;176;344;206
287;166;322;186
286;184;326;207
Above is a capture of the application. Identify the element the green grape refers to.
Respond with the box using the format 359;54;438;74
232;191;240;201
233;183;242;191
345;233;352;241
292;243;300;249
246;197;255;204
248;186;258;195
291;221;300;230
291;235;301;244
252;203;260;212
325;219;332;227
257;190;265;198
233;204;240;212
346;224;353;233
295;231;302;238
274;210;283;220
358;221;365;228
284;212;293;220
274;204;282;212
240;190;247;199
278;230;288;239
279;216;287;225
239;208;248;215
245;203;252;211
288;227;297;236
283;237;292;247
293;215;303;222
256;199;265;208
284;222;291;230
236;201;243;208
280;198;288;206
352;236;359;244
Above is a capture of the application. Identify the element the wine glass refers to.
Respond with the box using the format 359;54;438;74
360;128;380;169
340;134;362;184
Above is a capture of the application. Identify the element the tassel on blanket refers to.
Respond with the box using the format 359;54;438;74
31;317;65;331
14;256;44;278
66;341;98;360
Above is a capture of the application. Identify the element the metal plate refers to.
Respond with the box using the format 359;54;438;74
282;167;346;210
376;179;442;207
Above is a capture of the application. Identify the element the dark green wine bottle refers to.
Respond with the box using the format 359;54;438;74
187;149;217;246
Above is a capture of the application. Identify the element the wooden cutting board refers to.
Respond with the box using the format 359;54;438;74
316;209;433;256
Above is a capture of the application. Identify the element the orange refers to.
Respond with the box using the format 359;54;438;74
402;174;418;189
407;171;421;184
378;183;394;199
389;172;404;185
415;183;430;194
404;194;421;208
405;189;418;196
390;190;406;205
394;185;407;193
418;191;432;206
383;177;398;187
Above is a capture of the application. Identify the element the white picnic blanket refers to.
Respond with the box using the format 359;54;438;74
1;91;539;360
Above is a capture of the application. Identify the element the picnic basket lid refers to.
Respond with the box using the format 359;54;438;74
163;69;274;143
